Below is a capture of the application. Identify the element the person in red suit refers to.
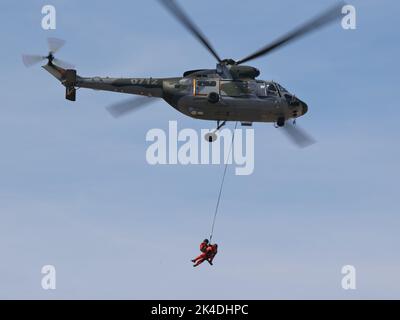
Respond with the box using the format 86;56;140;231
206;244;218;266
199;239;209;253
191;240;218;267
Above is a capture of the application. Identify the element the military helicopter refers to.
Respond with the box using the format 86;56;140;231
23;0;345;147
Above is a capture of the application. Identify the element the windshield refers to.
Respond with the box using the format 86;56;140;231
276;83;289;94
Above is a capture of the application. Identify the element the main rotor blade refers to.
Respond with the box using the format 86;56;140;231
47;37;65;54
237;2;345;65
158;0;222;63
22;54;45;67
53;58;75;70
106;96;158;118
282;122;316;148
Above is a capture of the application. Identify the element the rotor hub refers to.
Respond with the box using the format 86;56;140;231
47;53;55;64
221;59;236;66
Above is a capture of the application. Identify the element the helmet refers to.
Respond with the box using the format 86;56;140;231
203;239;209;244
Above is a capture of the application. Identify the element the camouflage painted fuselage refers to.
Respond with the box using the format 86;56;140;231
43;64;308;124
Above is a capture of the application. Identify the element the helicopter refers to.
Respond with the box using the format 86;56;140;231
23;0;345;147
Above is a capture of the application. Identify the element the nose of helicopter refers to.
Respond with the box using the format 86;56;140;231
301;100;308;115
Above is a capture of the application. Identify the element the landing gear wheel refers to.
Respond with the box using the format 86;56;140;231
277;117;285;127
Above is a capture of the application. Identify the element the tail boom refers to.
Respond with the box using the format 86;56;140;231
42;63;165;101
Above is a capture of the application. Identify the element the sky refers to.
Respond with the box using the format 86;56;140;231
0;0;399;299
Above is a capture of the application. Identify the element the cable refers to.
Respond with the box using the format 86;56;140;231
209;121;238;243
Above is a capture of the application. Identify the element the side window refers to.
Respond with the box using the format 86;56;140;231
197;80;217;87
195;80;217;96
256;82;267;97
220;81;251;97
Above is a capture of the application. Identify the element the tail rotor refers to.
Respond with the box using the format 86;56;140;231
22;37;74;69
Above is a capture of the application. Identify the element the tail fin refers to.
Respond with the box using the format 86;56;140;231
43;64;77;101
64;69;76;101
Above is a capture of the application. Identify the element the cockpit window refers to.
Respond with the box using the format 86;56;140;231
257;82;278;97
266;83;278;96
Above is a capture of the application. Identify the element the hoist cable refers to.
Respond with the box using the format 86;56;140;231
209;121;238;243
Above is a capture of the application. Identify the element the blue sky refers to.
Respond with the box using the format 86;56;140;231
0;0;399;299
